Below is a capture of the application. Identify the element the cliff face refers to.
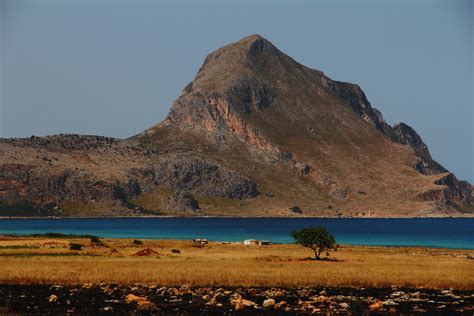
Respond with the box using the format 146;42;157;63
0;35;472;217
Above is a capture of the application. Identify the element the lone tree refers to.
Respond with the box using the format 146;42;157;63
291;226;337;260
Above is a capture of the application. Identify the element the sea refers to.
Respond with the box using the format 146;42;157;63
0;217;472;249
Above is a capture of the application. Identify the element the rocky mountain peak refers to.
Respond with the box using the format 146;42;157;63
2;35;470;217
198;34;278;71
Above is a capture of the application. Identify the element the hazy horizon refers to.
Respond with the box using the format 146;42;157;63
1;0;472;182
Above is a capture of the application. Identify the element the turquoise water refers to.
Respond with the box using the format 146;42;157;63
0;218;473;249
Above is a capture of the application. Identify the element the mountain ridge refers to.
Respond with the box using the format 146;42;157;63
0;35;472;217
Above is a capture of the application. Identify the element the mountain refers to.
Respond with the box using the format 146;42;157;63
0;35;472;217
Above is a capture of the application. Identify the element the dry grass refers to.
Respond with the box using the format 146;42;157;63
0;237;472;289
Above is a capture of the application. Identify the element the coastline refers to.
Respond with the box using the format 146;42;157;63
1;217;472;250
1;213;474;220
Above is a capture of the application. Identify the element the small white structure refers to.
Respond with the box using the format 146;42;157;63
192;238;208;246
243;239;258;245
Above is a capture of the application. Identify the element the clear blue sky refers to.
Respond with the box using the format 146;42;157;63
1;0;472;182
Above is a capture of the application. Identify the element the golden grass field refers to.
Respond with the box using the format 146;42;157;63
0;236;472;290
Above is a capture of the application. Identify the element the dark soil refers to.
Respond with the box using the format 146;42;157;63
0;284;473;315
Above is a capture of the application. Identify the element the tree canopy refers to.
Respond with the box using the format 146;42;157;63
291;226;337;260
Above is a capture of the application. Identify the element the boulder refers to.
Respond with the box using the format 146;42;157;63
230;298;255;310
263;298;275;308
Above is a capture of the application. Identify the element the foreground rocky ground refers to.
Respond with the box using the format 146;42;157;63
1;284;473;315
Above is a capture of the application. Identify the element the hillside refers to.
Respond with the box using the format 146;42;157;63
0;35;472;217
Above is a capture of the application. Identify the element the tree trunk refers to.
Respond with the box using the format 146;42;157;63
314;248;320;260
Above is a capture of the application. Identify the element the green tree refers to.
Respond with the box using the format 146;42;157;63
291;226;337;260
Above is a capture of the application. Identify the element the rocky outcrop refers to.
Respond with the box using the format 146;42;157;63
429;173;474;211
165;191;200;212
324;80;399;141
0;163;141;213
392;123;447;175
0;137;259;215
324;78;449;176
312;63;471;211
129;156;259;200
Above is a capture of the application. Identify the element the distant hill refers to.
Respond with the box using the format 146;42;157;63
0;35;472;217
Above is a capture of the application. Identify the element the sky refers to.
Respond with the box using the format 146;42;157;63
0;0;472;182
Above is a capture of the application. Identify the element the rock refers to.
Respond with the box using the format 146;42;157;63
382;300;398;306
411;291;421;298
393;122;447;175
315;296;330;304
125;294;148;304
388;307;397;313
275;301;287;308
297;163;312;176
207;293;222;306
230;298;255;310
137;300;158;311
274;290;285;297
101;306;113;312
48;294;58;303
369;300;383;311
390;291;405;297
156;287;167;294
165;191;200;212
262;298;275;308
339;302;350;309
125;293;158;311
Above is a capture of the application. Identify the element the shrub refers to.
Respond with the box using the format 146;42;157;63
69;243;83;251
291;226;336;260
133;239;143;245
90;236;101;244
289;206;302;213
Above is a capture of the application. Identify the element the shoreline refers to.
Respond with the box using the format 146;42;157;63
1;214;474;219
1;235;473;251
